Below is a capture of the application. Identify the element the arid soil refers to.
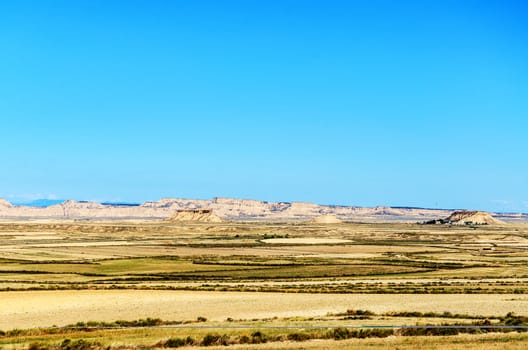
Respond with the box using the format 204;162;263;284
2;290;527;329
0;197;463;222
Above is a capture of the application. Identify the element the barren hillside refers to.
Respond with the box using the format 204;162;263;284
445;210;506;225
425;210;507;225
168;209;223;223
0;197;526;223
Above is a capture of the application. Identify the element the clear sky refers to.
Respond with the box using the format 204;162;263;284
0;0;527;212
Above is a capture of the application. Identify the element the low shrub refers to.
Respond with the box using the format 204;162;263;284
163;338;186;348
250;331;267;344
286;332;312;341
60;339;102;350
346;309;375;316
28;342;47;350
329;327;394;340
200;333;231;346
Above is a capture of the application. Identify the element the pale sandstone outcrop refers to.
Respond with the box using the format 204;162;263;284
445;210;505;225
167;209;223;223
424;210;506;225
310;214;343;224
0;198;12;207
0;197;523;223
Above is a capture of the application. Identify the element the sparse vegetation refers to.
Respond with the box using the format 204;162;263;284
2;312;527;349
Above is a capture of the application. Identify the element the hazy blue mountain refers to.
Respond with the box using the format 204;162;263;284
15;199;65;207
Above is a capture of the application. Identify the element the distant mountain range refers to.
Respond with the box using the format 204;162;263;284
0;197;526;223
12;199;66;207
13;199;141;208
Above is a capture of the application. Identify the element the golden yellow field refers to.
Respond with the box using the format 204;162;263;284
2;290;528;329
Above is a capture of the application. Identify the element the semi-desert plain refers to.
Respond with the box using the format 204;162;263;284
0;198;527;349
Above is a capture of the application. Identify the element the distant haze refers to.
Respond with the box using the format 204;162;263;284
12;199;66;208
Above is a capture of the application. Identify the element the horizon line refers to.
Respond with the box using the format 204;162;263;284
3;197;527;215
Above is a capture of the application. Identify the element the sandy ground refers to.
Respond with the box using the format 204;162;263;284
1;291;527;330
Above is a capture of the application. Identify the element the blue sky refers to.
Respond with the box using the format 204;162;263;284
0;0;527;212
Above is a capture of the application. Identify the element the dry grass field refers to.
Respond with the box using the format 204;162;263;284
1;220;527;349
3;290;528;329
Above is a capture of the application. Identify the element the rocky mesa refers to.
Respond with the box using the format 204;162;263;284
0;197;525;223
168;209;223;223
424;210;506;225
